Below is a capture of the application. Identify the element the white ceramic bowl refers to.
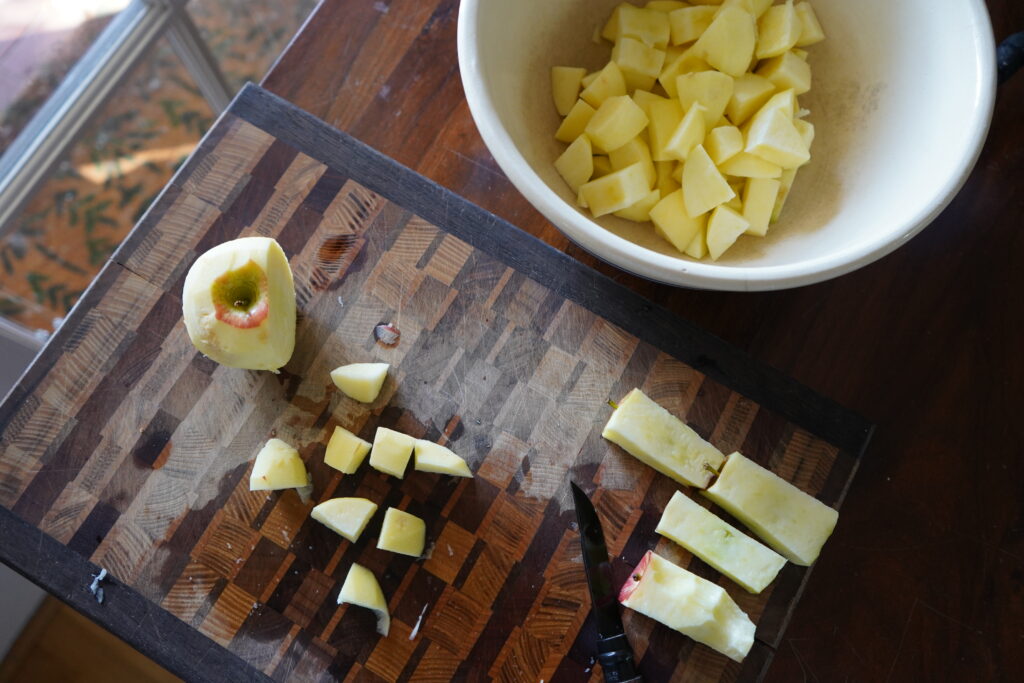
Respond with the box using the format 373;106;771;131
457;0;996;290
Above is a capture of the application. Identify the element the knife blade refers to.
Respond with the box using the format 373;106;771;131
571;481;643;683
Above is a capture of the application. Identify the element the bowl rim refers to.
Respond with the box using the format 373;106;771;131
456;0;997;291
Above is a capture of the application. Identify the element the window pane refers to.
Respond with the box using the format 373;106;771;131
0;1;129;151
0;0;316;332
189;0;317;93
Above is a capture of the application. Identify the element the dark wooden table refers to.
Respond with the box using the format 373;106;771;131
259;1;1024;681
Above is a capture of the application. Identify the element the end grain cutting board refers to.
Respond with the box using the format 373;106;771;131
0;85;872;682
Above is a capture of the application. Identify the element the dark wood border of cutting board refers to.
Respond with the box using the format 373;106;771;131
0;83;873;683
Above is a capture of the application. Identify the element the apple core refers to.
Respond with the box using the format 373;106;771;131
212;260;269;328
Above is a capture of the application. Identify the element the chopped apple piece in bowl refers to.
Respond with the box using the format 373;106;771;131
182;237;296;371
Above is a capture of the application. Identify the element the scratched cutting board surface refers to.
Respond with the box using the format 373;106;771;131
0;85;870;683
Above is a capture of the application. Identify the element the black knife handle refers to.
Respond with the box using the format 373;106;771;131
598;633;643;683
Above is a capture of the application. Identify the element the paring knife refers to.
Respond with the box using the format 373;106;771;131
570;481;643;683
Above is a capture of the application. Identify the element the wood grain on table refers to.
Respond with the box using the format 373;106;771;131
262;1;1024;681
0;84;867;681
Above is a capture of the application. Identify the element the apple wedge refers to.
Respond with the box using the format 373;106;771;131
338;563;390;636
656;491;786;593
619;550;755;662
602;388;725;488
413;440;472;477
330;362;390;403
311;497;377;542
323;425;371;474
551;66;586;116
182;236;296;371
703;451;838;565
377;507;426;557
249;438;308;491
368;427;416;478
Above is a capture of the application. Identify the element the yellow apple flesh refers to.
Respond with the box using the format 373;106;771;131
703;451;838;565
311;497;378;542
413;440;473;477
656;490;786;593
249;438;308;491
603;388;725;488
619;550;755;662
182;236;296;371
368;427;416;478
338;563;390;636
324;425;372;474
330;362;390;403
377;507;426;557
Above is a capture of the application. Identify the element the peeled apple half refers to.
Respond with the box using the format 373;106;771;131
182;237;296;371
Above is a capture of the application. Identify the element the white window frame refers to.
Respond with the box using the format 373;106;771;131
0;0;231;241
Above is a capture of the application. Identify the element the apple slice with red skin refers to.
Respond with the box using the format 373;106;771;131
618;550;755;662
618;548;652;603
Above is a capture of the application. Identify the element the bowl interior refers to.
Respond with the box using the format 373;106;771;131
463;0;993;288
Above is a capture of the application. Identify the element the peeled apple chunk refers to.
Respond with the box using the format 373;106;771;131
324;425;371;474
650;189;706;252
377;507;426;557
249;438;308;491
369;427;416;478
706;204;751;260
602;388;725;488
682;144;734;218
330;362;389;403
703;451;838;565
745;106;810;169
555;135;594;193
182;237;296;371
585;95;649;153
756;0;801;59
414;440;473;477
656;491;786;593
794;1;825;46
690;6;756;78
550;0;823;261
578;162;651;217
668;6;717;45
742;177;781;236
551;66;586;116
619;550;755;662
311;497;378;542
338;563;390;636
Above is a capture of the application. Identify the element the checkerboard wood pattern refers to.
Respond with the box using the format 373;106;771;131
0;86;868;682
